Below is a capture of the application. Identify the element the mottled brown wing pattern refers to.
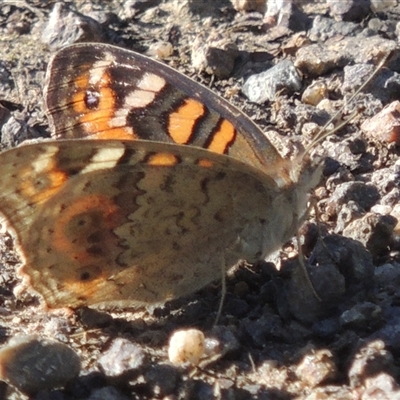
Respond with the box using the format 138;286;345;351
0;140;295;308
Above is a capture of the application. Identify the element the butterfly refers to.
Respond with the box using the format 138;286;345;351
0;43;322;309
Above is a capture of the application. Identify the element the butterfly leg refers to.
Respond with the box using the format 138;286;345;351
213;255;227;327
296;200;322;301
297;229;321;302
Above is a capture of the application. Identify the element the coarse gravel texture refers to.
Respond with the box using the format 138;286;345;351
0;0;400;399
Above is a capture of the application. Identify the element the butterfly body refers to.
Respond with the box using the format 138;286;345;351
0;44;322;308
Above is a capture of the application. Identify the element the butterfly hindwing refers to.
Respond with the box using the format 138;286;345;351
0;139;291;307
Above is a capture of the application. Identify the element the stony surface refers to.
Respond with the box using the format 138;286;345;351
0;0;399;399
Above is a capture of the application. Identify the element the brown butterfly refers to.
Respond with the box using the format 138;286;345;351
0;43;321;308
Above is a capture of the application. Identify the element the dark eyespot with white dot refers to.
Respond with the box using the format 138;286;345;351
85;90;100;109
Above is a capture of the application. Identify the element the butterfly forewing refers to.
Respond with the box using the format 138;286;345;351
44;43;282;170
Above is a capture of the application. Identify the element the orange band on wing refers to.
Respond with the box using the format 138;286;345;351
168;98;205;144
207;119;236;154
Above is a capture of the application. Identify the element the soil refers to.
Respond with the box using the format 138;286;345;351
0;1;400;399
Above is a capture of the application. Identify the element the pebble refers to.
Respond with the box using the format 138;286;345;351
309;15;360;42
242;59;301;103
342;213;397;257
295;36;396;76
370;0;398;12
335;201;364;233
296;348;337;387
362;373;400;400
348;340;395;388
1;116;28;147
41;3;104;50
122;0;160;19
327;0;370;22
361;101;400;145
284;254;345;323
98;338;146;377
340;302;382;330
327;181;380;215
191;35;238;79
343;64;400;104
205;325;240;359
265;1;310;32
147;41;173;59
301;81;328;106
168;328;205;366
0;335;80;394
311;234;374;291
230;0;266;13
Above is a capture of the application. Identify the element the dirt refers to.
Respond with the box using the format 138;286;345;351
0;0;400;399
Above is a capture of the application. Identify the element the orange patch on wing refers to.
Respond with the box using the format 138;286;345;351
53;194;122;261
207;119;236;154
147;153;178;166
198;159;214;168
71;71;136;140
54;194;124;299
93;128;136;140
18;162;68;204
168;98;205;144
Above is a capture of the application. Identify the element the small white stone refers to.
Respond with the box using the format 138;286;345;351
370;204;392;215
147;42;173;60
168;329;205;366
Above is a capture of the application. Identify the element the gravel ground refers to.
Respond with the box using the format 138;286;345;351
0;1;400;399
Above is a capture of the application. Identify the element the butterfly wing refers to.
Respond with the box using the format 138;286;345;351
0;140;296;308
44;43;282;170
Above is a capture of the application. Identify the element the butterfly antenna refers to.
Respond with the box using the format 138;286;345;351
303;51;392;158
297;52;391;302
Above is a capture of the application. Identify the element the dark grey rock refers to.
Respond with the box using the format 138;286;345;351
87;386;129;400
144;364;180;397
328;0;370;22
0;335;80;395
328;182;380;214
242;60;301;104
309;15;361;42
340;302;383;330
343;213;397;257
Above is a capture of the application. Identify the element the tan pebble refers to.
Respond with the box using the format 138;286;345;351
296;349;337;387
230;0;266;13
168;329;205;366
302;81;328;106
361;101;400;145
147;42;173;59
